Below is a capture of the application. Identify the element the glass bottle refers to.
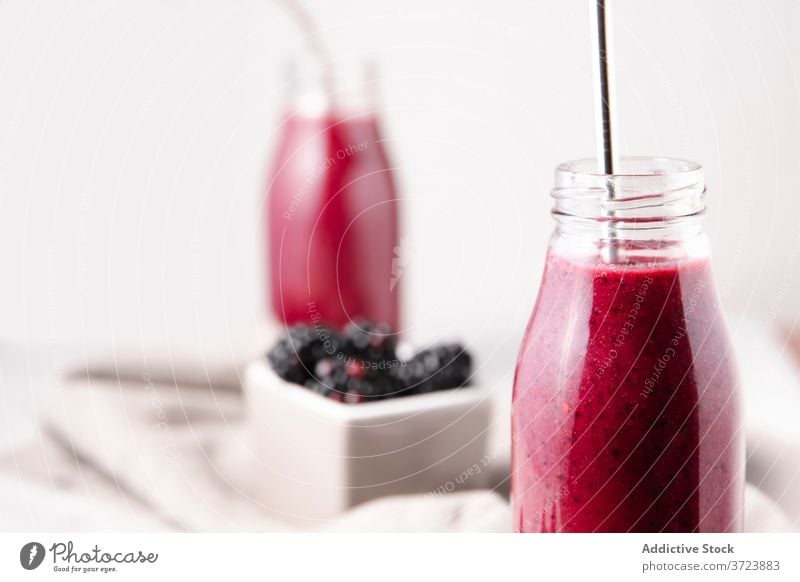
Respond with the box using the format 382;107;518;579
512;157;744;532
265;58;400;329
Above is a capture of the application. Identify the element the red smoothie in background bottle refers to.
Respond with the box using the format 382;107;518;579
266;61;400;329
511;158;744;532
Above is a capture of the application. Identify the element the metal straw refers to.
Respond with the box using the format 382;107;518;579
591;0;619;262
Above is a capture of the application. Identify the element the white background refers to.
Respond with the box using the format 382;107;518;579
0;0;799;370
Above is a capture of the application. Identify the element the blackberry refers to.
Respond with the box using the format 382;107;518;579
304;379;332;397
268;322;473;404
342;319;398;363
396;344;472;394
344;358;367;380
327;391;345;403
266;340;306;384
266;324;342;383
314;357;341;379
360;368;399;399
390;359;431;394
429;343;472;388
312;356;349;393
305;378;349;402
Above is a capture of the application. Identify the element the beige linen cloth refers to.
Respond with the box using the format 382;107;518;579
0;348;509;532
1;316;797;532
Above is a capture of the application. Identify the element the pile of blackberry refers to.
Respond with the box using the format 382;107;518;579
266;320;472;403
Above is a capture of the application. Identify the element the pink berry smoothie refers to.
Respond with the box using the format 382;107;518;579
512;252;743;532
266;111;400;329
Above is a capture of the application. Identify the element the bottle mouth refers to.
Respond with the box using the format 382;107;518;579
552;156;706;226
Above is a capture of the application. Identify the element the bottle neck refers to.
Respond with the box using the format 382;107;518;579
284;57;378;117
550;157;709;263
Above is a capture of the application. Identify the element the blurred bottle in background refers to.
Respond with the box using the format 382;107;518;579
265;58;401;329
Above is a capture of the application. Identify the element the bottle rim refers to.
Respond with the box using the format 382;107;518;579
555;156;702;180
551;156;706;228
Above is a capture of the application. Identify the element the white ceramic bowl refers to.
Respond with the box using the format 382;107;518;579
243;359;492;520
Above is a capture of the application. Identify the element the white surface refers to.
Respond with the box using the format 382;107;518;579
0;359;506;532
0;473;164;531
0;0;799;365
